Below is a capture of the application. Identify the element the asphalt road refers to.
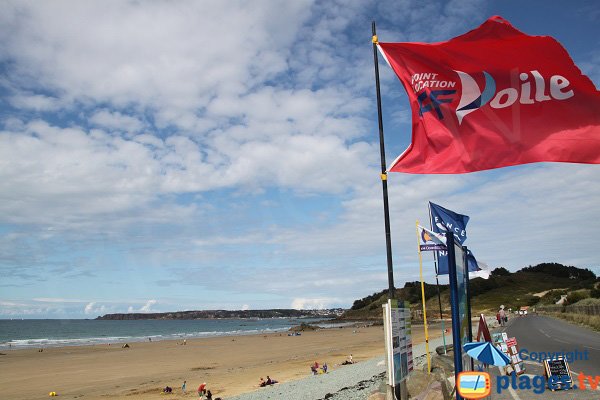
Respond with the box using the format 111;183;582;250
503;314;600;376
482;314;600;400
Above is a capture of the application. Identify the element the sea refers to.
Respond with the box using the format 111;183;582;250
0;318;340;350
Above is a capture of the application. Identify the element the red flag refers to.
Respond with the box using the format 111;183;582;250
378;16;600;174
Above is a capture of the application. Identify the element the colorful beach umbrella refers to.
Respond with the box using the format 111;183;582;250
463;341;510;366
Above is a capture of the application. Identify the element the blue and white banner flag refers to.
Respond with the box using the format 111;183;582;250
467;250;491;279
417;225;447;251
429;202;470;275
466;249;482;272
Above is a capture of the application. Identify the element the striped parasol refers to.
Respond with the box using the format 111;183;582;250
463;341;510;366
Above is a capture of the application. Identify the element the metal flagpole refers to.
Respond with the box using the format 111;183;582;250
372;21;395;301
372;21;406;400
415;221;431;374
428;203;447;354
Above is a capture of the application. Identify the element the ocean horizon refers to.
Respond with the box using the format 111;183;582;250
0;317;340;350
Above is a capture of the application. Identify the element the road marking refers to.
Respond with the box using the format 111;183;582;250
496;366;523;400
538;329;550;338
507;384;523;400
553;338;570;344
584;345;600;351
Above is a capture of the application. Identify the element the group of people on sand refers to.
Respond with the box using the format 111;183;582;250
162;380;220;399
162;354;358;397
258;376;279;387
310;361;328;375
196;382;222;399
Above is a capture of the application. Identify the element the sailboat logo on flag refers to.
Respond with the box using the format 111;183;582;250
455;71;495;124
418;225;446;252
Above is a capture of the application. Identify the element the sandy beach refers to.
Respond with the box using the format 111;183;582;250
0;323;440;399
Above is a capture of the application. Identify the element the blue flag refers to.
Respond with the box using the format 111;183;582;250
466;249;482;272
429;202;470;275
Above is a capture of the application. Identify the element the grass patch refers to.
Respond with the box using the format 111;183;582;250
572;297;600;306
542;312;600;332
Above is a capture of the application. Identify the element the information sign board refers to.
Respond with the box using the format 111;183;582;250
383;300;413;386
543;357;572;390
492;334;525;375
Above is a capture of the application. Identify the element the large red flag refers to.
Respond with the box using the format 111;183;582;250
378;16;600;174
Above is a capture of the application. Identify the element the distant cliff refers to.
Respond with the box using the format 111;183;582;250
96;308;344;320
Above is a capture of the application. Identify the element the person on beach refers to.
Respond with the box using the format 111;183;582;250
322;362;328;373
259;377;266;387
182;380;186;393
266;376;278;385
198;382;207;398
206;390;213;400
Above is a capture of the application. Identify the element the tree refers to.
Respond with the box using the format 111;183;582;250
491;267;510;276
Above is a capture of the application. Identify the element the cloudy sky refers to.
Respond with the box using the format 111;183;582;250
1;0;598;318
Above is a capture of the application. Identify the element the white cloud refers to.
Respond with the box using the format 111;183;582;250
8;93;62;111
0;119;374;231
291;297;342;310
84;302;107;315
140;299;157;312
0;1;380;237
34;298;85;303
0;0;312;128
89;110;145;133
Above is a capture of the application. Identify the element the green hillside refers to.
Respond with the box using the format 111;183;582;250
341;263;598;320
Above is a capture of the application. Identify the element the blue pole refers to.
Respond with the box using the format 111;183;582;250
465;247;474;371
446;232;463;400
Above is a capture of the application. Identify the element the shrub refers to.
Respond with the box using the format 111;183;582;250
491;267;510;276
525;295;540;306
566;290;589;304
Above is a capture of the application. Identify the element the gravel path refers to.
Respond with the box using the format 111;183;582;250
227;336;447;400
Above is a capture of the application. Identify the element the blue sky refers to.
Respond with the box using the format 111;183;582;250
0;0;598;318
